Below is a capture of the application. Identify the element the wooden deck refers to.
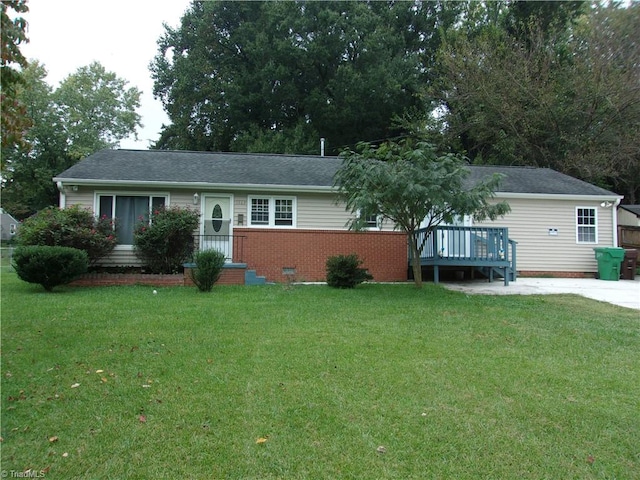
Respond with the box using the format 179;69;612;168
411;226;517;285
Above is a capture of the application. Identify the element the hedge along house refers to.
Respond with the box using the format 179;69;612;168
53;149;622;283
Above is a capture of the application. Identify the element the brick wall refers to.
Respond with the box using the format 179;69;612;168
71;266;246;287
184;266;246;286
234;228;407;283
518;271;595;279
70;273;185;287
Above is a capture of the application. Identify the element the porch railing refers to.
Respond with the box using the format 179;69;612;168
193;235;246;263
411;226;517;285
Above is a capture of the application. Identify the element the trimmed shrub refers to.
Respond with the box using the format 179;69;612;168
189;249;227;292
17;206;116;265
13;245;88;291
326;253;373;288
133;205;200;274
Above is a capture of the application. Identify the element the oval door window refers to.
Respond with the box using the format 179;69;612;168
212;204;223;232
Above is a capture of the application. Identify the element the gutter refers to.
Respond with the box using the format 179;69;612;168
494;192;624;202
52;178;336;194
56;181;66;208
613;197;622;246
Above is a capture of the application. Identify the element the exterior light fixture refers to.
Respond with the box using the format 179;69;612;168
193;192;199;205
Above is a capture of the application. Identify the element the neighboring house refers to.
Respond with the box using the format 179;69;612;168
53;149;622;282
617;205;640;252
0;208;19;242
617;205;640;227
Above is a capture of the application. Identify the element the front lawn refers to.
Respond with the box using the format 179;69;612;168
1;271;638;479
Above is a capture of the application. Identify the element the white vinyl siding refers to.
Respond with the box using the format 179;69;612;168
474;197;614;273
296;193;352;229
62;187;94;207
296;193;396;230
617;208;640;227
230;193;397;230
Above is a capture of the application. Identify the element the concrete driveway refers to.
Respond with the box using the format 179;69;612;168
442;276;640;310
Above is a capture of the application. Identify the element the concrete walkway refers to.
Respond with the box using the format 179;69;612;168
442;276;640;310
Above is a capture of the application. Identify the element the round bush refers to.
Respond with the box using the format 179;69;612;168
189;249;227;292
17;206;116;265
13;245;88;291
134;206;200;274
326;253;373;288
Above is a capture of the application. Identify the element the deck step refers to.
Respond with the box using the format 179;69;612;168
245;269;267;286
476;266;516;283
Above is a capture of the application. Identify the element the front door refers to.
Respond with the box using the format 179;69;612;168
202;195;232;261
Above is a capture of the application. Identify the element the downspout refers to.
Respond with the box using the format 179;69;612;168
613;198;622;246
56;181;66;208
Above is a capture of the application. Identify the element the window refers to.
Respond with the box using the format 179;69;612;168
576;207;597;244
98;194;166;245
249;196;295;227
275;199;293;226
364;213;379;229
251;198;269;225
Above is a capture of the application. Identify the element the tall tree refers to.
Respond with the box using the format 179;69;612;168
503;0;585;44
1;62;142;218
150;0;464;154
1;0;31;156
53;62;142;158
436;2;639;202
567;3;640;203
335;139;510;288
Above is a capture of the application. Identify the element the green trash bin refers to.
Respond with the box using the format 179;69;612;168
593;247;625;281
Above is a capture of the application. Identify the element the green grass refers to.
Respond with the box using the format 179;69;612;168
1;271;639;479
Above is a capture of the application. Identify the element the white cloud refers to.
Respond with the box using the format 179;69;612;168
21;0;191;149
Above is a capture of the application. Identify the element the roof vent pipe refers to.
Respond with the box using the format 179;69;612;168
320;138;325;157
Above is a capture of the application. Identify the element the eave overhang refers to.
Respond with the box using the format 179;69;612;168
493;192;623;202
53;177;336;194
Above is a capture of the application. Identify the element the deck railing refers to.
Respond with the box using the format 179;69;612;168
411;226;517;284
193;235;246;263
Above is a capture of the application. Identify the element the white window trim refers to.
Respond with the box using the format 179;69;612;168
575;206;598;244
365;215;381;230
248;195;297;228
357;210;382;230
95;191;170;248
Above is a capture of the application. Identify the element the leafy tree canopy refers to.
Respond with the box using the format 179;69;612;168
1;0;32;153
1;61;142;218
436;1;640;203
53;62;143;158
150;0;464;154
335;139;510;287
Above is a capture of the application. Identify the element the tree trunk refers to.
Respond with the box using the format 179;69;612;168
409;234;423;288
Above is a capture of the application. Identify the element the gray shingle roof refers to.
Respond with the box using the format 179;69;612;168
54;149;619;197
467;165;618;196
54;149;340;188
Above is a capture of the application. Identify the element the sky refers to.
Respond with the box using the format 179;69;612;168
20;0;192;150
